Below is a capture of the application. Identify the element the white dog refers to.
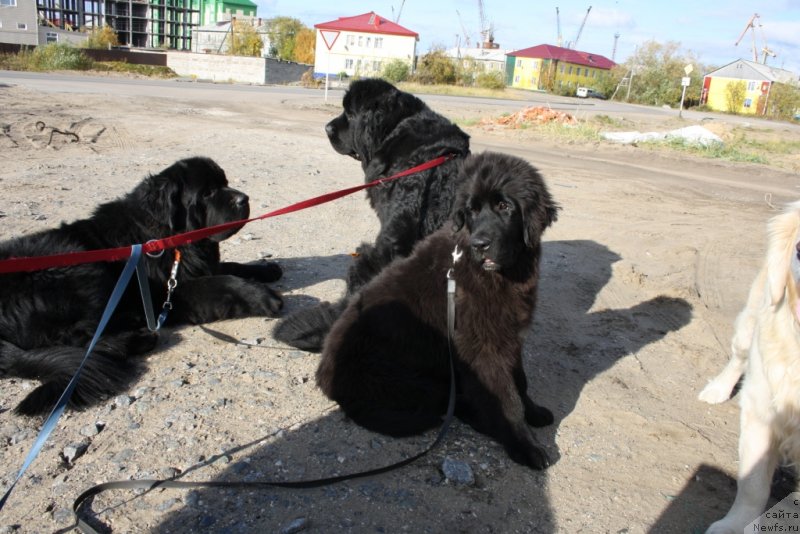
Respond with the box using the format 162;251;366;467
699;200;800;533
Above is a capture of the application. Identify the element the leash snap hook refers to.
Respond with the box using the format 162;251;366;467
145;240;164;258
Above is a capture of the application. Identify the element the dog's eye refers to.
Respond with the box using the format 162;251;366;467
497;201;511;212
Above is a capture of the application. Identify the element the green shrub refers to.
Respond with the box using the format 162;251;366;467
82;26;119;49
413;48;456;85
475;71;505;90
382;59;410;83
32;43;93;70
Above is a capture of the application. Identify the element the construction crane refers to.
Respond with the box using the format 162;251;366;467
456;10;472;49
567;6;592;49
556;7;563;47
477;0;496;48
392;0;405;23
735;13;777;64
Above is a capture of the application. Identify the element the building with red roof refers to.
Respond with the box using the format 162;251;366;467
313;11;418;78
506;44;616;94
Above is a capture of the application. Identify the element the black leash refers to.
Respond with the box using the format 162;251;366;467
71;256;461;533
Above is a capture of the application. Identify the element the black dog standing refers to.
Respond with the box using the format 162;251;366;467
0;157;283;415
275;79;471;351
317;152;559;469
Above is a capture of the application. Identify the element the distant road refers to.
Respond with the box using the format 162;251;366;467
2;70;791;129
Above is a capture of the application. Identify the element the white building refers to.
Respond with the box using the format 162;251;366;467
0;0;38;46
192;18;271;56
313;11;417;78
445;46;510;74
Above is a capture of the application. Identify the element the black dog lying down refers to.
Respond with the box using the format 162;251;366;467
0;157;283;415
274;78;470;352
316;152;560;469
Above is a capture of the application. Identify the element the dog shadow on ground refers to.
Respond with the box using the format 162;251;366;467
77;239;696;532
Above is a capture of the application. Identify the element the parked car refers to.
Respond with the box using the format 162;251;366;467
577;87;607;100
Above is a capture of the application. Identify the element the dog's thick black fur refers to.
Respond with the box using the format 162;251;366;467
274;78;470;351
316;152;559;469
0;157;283;415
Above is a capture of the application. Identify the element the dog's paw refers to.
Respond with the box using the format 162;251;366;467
698;379;733;404
251;261;283;283
525;403;554;427
259;286;284;317
507;442;551;470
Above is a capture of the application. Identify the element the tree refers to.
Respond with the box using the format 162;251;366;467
382;58;410;83
413;47;456;85
82;26;118;49
229;20;263;57
767;82;800;120
293;28;315;64
616;40;706;107
724;80;747;113
266;17;306;61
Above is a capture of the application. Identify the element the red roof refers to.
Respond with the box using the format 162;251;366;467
509;44;615;70
315;11;418;38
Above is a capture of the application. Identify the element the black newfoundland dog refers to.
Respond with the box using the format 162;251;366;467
316;152;559;469
0;157;283;415
274;78;471;351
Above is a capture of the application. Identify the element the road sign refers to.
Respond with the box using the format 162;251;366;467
684;64;694;75
681;77;691;87
319;30;340;51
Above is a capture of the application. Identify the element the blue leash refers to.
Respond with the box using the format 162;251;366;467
0;244;144;512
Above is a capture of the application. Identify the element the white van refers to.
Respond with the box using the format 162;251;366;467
576;87;589;98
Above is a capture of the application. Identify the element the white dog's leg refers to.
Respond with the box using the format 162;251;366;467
699;308;756;404
706;375;776;532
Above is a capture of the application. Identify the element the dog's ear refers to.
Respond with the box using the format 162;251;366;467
766;208;800;306
523;195;560;247
147;160;188;232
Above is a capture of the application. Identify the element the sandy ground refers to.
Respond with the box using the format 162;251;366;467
2;74;800;534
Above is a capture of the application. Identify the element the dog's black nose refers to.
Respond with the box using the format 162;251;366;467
470;235;491;251
325;123;336;138
234;193;249;207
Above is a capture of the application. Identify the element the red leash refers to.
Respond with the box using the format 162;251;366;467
0;155;455;274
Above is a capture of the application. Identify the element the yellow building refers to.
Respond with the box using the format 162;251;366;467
700;59;796;115
506;44;615;93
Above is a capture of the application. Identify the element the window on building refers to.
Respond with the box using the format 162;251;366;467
366;37;371;47
591;70;596;78
744;98;752;108
516;59;522;67
375;37;383;48
568;66;573;75
0;0;17;6
514;75;520;83
532;62;538;71
346;35;355;46
358;36;363;47
373;61;381;71
17;22;26;30
747;81;757;91
345;59;354;69
559;64;564;73
46;32;58;43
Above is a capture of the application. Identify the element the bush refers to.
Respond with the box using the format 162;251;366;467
300;68;322;88
82;26;118;49
475;71;505;90
413;48;456;85
725;80;746;113
382;59;410;83
8;44;94;71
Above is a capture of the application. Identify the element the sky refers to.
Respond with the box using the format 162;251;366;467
252;0;800;76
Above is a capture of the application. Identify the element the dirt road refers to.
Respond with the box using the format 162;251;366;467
1;73;800;533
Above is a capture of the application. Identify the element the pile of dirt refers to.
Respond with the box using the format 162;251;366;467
482;106;577;128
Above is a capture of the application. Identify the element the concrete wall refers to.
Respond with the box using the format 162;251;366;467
0;1;38;46
166;51;309;85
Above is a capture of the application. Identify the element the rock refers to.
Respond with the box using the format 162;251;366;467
62;441;89;464
114;394;134;408
280;517;310;534
441;458;475;486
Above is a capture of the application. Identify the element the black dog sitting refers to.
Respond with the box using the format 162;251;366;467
274;79;470;351
317;152;559;469
0;157;282;415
